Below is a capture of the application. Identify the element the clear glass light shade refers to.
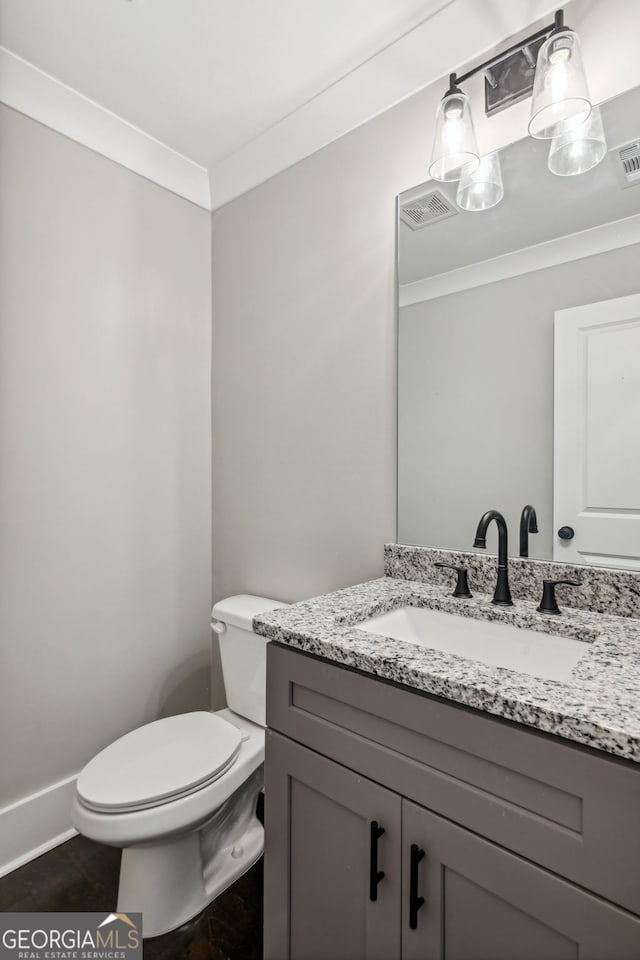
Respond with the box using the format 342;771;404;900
547;105;607;176
429;91;480;182
456;153;504;212
528;30;592;139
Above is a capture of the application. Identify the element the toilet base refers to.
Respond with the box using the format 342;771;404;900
116;767;264;938
117;818;264;938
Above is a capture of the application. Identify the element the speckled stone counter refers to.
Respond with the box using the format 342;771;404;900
254;576;640;763
385;543;640;619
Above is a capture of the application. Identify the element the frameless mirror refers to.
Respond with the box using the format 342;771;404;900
397;84;640;569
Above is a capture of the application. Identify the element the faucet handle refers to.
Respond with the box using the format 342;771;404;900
434;562;472;599
537;578;582;615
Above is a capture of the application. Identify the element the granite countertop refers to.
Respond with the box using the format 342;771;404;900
254;576;640;763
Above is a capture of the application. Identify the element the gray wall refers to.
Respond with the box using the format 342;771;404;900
0;105;212;806
210;97;430;605
206;0;640;718
398;243;640;559
208;1;640;612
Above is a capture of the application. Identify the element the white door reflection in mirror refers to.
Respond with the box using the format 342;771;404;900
554;293;640;568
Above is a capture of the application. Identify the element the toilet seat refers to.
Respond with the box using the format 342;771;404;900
77;712;242;813
72;711;265;849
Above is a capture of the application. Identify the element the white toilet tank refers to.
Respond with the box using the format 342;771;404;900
211;594;289;727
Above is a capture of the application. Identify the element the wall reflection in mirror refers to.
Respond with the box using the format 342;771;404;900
397;84;640;570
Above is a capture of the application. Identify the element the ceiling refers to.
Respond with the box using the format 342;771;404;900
0;0;560;209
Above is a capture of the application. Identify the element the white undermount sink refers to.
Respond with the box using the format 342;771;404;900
354;605;589;682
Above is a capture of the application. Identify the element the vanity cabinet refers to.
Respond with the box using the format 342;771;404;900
402;800;639;960
264;643;640;960
265;731;401;960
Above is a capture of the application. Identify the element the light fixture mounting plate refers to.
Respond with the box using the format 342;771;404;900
484;36;545;117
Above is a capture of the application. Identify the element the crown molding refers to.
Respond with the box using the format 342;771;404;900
399;213;640;307
0;0;560;211
207;0;559;208
0;47;211;210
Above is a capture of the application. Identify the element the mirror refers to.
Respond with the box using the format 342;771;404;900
397;84;640;568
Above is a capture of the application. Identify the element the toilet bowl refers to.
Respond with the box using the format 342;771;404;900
71;595;288;938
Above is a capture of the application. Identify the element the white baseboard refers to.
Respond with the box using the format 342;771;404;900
0;774;79;878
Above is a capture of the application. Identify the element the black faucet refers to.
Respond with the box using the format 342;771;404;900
537;578;583;615
473;510;513;606
434;561;472;598
519;505;539;558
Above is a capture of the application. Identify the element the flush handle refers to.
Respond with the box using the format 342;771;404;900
211;620;226;635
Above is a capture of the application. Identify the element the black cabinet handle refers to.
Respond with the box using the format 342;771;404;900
409;843;425;929
558;525;575;540
369;821;385;901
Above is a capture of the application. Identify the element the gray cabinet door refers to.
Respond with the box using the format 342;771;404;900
264;730;402;960
402;799;640;960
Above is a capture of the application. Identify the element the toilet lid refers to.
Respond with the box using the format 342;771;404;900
77;712;242;813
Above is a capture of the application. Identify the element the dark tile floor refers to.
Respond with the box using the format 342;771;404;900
0;835;263;959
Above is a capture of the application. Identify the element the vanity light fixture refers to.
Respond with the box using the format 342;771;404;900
547;105;607;176
528;11;592;139
429;9;593;184
456;152;504;212
429;78;480;182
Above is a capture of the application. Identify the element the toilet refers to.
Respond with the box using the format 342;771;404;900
71;594;288;938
